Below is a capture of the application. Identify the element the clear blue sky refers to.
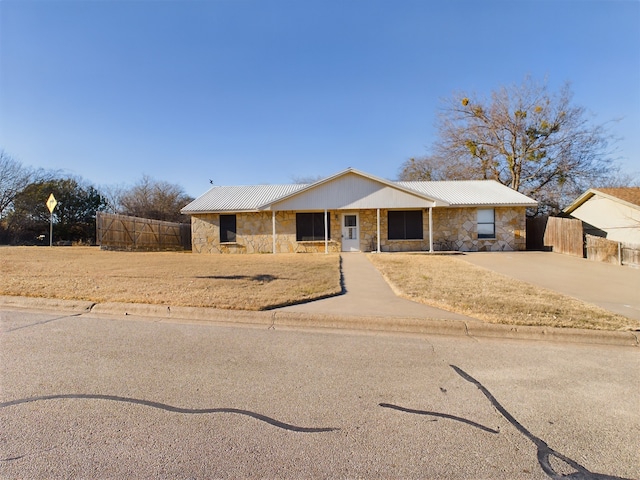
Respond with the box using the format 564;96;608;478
1;0;638;198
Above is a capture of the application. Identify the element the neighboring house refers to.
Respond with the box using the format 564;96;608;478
181;168;537;254
562;187;640;245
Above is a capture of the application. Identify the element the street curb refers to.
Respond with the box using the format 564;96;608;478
1;295;638;347
0;295;96;313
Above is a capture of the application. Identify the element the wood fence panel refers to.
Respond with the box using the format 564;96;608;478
585;234;619;264
622;245;640;267
543;217;584;257
585;235;640;267
96;212;191;251
526;215;548;250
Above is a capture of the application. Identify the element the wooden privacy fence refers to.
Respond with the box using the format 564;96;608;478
585;235;640;267
585;234;619;264
96;212;191;251
543;216;584;257
525;215;548;250
621;244;640;267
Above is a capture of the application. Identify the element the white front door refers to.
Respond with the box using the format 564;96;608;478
341;213;360;252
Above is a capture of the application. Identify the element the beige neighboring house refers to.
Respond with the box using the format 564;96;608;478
181;168;537;254
563;187;640;245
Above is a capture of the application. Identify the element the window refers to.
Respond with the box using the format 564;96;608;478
344;214;357;240
296;212;329;241
388;210;423;240
220;214;237;243
477;208;495;239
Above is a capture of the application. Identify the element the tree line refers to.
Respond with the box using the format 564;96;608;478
0;151;193;245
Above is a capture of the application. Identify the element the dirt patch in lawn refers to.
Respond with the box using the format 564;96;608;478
368;253;639;331
0;247;341;310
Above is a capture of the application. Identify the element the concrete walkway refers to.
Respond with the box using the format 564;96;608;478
277;252;475;321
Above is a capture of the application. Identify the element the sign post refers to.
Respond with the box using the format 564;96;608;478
46;193;57;247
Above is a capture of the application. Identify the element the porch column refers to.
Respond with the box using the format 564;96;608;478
324;208;328;254
272;210;276;254
376;208;381;253
429;206;434;253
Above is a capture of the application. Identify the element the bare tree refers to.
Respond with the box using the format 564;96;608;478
400;78;618;214
291;174;325;184
119;175;193;222
593;169;639;188
99;183;125;214
0;150;33;219
397;156;465;181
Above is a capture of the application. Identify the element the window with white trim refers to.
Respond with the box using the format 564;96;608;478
477;208;495;239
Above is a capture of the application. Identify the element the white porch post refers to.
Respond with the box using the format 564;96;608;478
376;208;381;253
272;210;277;254
324;208;328;254
429;206;434;253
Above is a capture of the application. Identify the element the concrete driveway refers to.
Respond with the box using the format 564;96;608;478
459;251;640;321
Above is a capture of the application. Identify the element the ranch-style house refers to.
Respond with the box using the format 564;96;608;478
181;168;537;254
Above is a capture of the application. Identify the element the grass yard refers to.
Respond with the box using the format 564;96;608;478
0;247;341;310
368;253;639;331
2;247;637;331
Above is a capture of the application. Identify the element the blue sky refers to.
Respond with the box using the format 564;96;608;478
1;0;638;198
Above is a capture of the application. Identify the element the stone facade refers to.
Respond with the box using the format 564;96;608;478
190;206;527;253
192;212;340;254
430;207;526;252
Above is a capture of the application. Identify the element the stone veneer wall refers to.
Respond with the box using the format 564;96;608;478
191;211;340;254
431;206;527;252
190;206;527;253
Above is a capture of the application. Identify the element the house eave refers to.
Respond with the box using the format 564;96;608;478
564;188;640;215
447;202;537;209
181;209;261;215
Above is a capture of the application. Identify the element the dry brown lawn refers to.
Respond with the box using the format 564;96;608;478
2;247;637;330
0;247;341;310
368;253;639;331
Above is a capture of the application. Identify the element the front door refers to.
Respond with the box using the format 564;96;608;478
341;213;360;252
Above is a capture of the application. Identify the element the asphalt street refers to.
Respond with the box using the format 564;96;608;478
1;308;638;479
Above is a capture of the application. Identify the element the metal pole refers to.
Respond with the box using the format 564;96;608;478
429;206;434;252
324;208;328;254
50;212;53;247
272;211;276;254
376;208;381;253
618;242;622;266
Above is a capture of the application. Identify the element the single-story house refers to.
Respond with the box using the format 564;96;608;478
562;187;640;245
181;168;537;254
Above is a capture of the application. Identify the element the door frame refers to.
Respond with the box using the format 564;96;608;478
341;212;360;252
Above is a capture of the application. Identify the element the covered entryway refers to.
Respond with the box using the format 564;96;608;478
341;213;359;251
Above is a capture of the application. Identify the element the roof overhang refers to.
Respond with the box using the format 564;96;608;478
563;189;640;215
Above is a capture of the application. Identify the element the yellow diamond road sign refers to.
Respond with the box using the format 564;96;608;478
46;193;57;213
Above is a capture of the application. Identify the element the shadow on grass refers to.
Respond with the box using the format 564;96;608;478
195;274;278;282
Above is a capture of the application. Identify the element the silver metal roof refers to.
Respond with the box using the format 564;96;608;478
181;184;307;213
397;180;538;207
182;170;537;214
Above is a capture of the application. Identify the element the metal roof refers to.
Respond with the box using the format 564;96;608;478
181;184;307;213
397;180;538;207
182;171;537;214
